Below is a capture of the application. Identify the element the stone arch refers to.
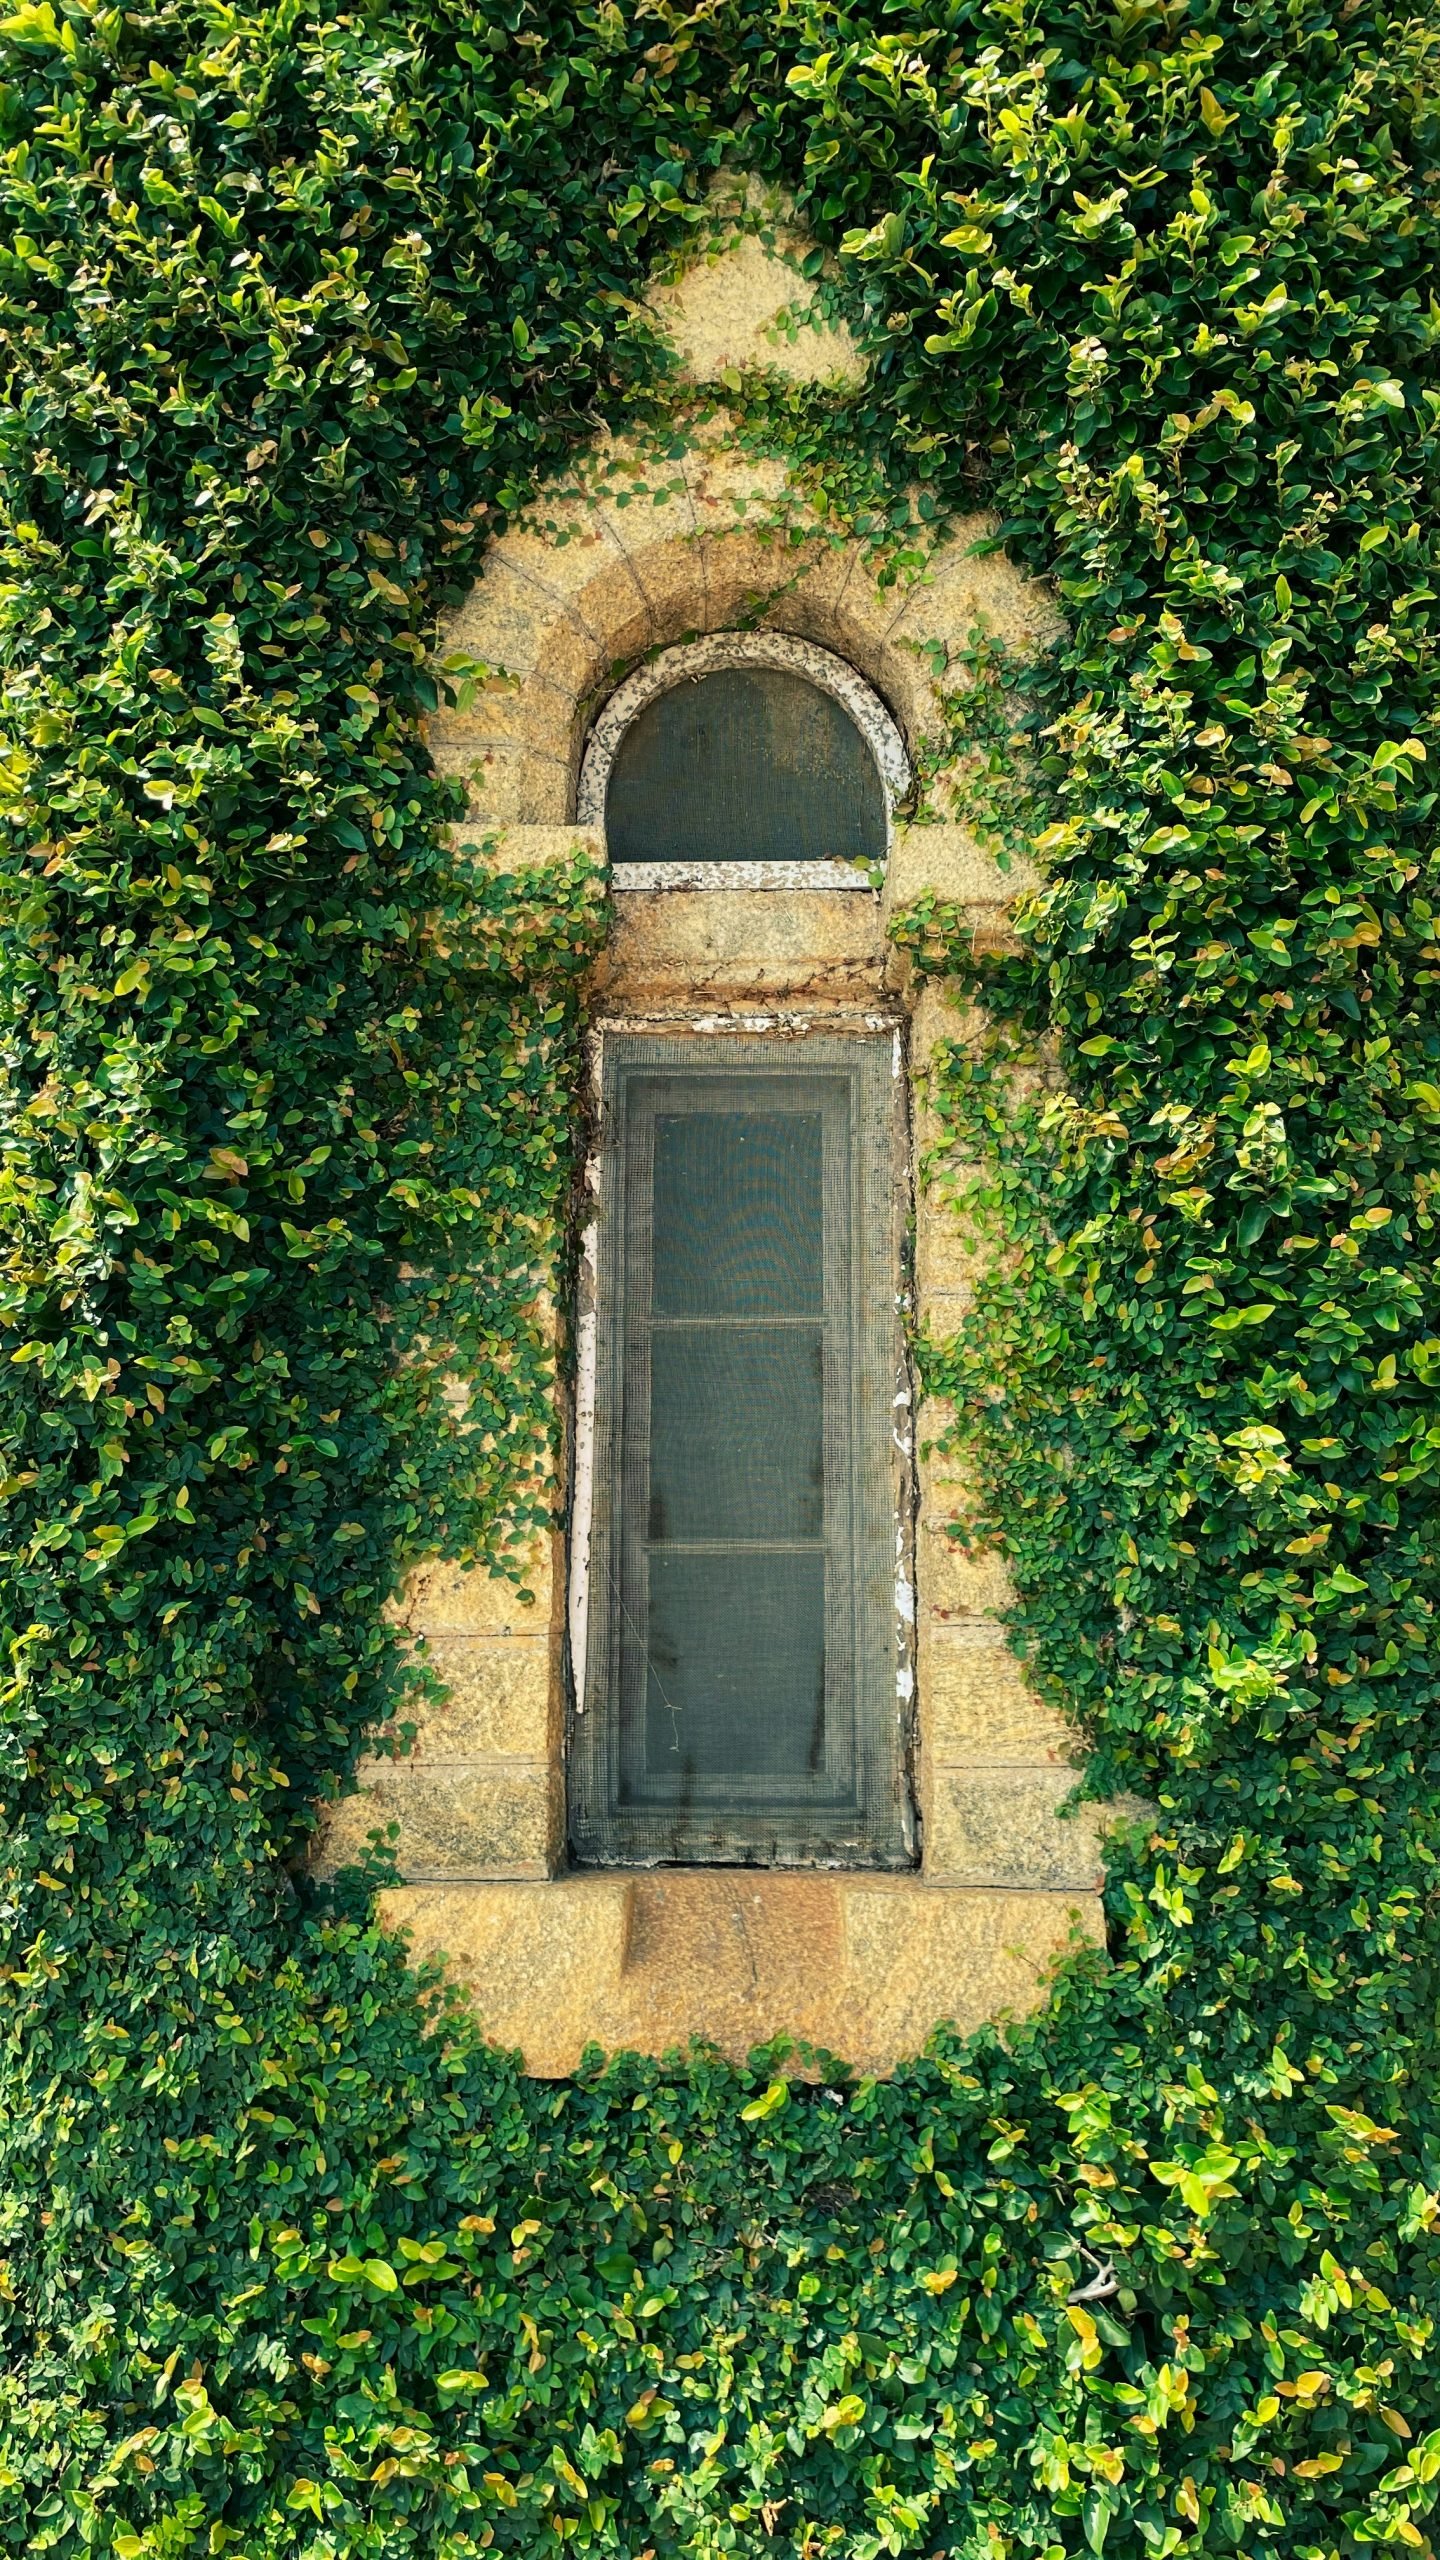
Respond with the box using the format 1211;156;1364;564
425;422;1060;851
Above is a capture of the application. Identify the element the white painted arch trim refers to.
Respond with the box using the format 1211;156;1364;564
576;632;913;889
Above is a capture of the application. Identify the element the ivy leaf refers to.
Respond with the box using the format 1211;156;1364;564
739;2079;790;2122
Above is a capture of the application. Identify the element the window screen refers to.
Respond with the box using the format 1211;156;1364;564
604;667;886;866
572;1034;912;1868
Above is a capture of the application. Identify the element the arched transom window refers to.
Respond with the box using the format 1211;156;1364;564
577;632;910;885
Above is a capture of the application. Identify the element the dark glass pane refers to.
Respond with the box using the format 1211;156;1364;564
606;666;886;865
648;1325;824;1544
638;1551;826;1787
651;1109;823;1317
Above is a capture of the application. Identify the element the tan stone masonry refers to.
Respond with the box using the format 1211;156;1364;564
312;251;1118;2066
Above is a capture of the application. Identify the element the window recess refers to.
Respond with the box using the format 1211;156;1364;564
572;1031;913;1870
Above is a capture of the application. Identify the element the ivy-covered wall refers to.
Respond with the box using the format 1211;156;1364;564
1;4;1436;2557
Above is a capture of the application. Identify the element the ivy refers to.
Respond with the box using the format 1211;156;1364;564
0;4;1437;2558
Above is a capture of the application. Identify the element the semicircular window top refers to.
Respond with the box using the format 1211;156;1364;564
576;633;909;876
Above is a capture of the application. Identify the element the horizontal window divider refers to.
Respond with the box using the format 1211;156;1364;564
643;1538;831;1555
645;1314;825;1329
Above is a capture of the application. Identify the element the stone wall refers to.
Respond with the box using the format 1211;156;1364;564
312;221;1117;2070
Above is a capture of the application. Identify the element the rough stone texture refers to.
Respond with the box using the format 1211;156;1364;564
407;1639;552;1761
315;1760;556;1881
446;824;603;882
918;1517;1017;1621
647;230;867;389
380;1873;1102;2074
887;533;1064;677
914;1208;980;1322
594;888;887;1005
923;1768;1107;1892
886;819;1041;913
397;1541;554;1634
921;1627;1077;1765
425;423;1058;839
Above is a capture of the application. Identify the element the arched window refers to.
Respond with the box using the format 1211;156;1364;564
576;632;909;879
570;639;914;1870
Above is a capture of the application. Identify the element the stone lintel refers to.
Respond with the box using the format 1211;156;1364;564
379;1871;1102;2076
592;886;888;1005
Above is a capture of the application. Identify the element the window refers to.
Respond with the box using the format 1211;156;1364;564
605;665;885;866
572;1033;912;1868
575;631;911;881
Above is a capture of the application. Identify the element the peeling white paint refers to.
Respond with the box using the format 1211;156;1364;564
613;858;874;894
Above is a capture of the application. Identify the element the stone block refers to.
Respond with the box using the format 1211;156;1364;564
434;676;575;766
534;611;608;706
389;1542;553;1634
920;1627;1075;1764
836;1882;1103;2057
379;1871;1103;2074
647;232;866;389
914;1202;979;1317
917;1517;1016;1620
409;1637;553;1760
442;554;561;683
887;518;1063;666
489;508;612;625
697;526;823;632
595;888;886;1004
399;1638;550;1761
383;1878;632;2067
316;1759;555;1880
908;981;981;1070
887;820;1041;909
922;1767;1106;1891
433;739;569;826
763;540;861;654
613;530;708;651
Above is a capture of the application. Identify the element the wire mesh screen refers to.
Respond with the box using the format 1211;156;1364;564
572;1035;912;1870
604;667;886;866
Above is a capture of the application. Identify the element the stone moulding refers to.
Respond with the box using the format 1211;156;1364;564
574;629;913;871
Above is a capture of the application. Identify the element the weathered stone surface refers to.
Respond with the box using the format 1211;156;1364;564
914;1203;979;1319
443;554;570;682
887;521;1064;666
435;676;576;765
648;231;866;389
923;1767;1107;1891
398;1543;555;1636
595;888;886;1004
379;1872;1102;2074
921;1627;1076;1765
314;1761;555;1880
696;526;825;634
887;820;1041;910
908;981;981;1069
408;1638;553;1761
917;1517;1017;1620
442;740;570;826
446;826;603;883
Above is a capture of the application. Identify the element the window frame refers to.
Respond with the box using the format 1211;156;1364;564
569;1025;916;1871
575;632;912;893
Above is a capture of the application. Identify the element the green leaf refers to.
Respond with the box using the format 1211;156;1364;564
739;2079;790;2123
